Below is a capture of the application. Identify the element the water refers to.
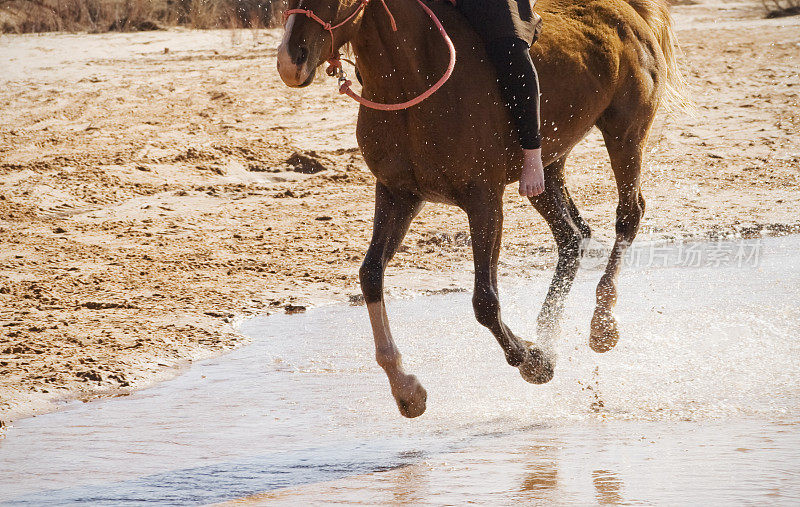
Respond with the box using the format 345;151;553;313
1;237;799;505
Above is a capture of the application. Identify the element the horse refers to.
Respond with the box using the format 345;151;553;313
277;0;684;418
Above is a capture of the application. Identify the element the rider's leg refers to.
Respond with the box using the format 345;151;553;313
484;36;544;197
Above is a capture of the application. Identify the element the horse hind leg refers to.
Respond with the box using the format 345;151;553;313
360;183;426;417
529;155;588;344
591;113;653;353
548;151;592;241
561;175;592;241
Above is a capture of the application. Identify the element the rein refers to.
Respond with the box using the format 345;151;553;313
283;0;457;111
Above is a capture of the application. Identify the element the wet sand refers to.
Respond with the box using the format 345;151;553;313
1;237;798;504
1;0;799;422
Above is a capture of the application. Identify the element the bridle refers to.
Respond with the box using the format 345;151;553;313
284;0;397;58
282;0;457;111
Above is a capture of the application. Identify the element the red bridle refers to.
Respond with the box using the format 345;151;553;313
282;0;457;111
283;0;397;57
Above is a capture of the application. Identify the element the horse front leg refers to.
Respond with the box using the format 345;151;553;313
465;190;554;384
360;183;426;417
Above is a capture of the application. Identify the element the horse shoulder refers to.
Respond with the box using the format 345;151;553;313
356;111;421;192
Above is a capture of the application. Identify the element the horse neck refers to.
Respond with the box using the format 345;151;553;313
351;0;447;103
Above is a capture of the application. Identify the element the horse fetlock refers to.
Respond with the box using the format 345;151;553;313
595;279;618;308
504;346;527;367
590;308;619;353
376;347;402;371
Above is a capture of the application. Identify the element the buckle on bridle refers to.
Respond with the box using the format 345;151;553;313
336;67;348;86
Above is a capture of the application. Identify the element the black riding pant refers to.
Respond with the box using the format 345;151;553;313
484;37;542;150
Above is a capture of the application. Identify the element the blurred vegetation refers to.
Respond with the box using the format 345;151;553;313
5;0;797;36
0;0;286;33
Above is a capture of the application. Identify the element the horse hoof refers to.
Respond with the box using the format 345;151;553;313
392;374;427;418
590;310;619;353
518;346;555;384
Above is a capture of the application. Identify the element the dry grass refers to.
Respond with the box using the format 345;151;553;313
0;0;286;33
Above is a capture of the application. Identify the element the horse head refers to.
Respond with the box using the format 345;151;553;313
277;0;364;87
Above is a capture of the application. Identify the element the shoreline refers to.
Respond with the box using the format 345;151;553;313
3;227;798;426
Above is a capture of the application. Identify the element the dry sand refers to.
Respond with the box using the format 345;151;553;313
0;0;798;424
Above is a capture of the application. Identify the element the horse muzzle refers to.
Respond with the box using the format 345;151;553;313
277;13;322;88
276;42;317;88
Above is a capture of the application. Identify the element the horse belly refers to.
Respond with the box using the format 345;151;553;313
358;109;512;205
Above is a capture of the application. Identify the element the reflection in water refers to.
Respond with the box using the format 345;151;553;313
388;450;430;505
517;444;559;505
521;460;559;492
389;462;430;505
593;469;624;505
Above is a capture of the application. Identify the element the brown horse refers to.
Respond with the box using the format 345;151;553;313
277;0;683;417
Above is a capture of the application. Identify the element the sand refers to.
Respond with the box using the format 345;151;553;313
0;0;798;424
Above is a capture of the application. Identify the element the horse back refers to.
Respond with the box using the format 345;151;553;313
356;0;666;200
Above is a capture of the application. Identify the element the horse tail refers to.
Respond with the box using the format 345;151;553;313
623;0;692;112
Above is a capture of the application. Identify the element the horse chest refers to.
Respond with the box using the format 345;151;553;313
357;114;464;204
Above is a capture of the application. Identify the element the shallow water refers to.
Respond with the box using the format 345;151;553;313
1;237;799;505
